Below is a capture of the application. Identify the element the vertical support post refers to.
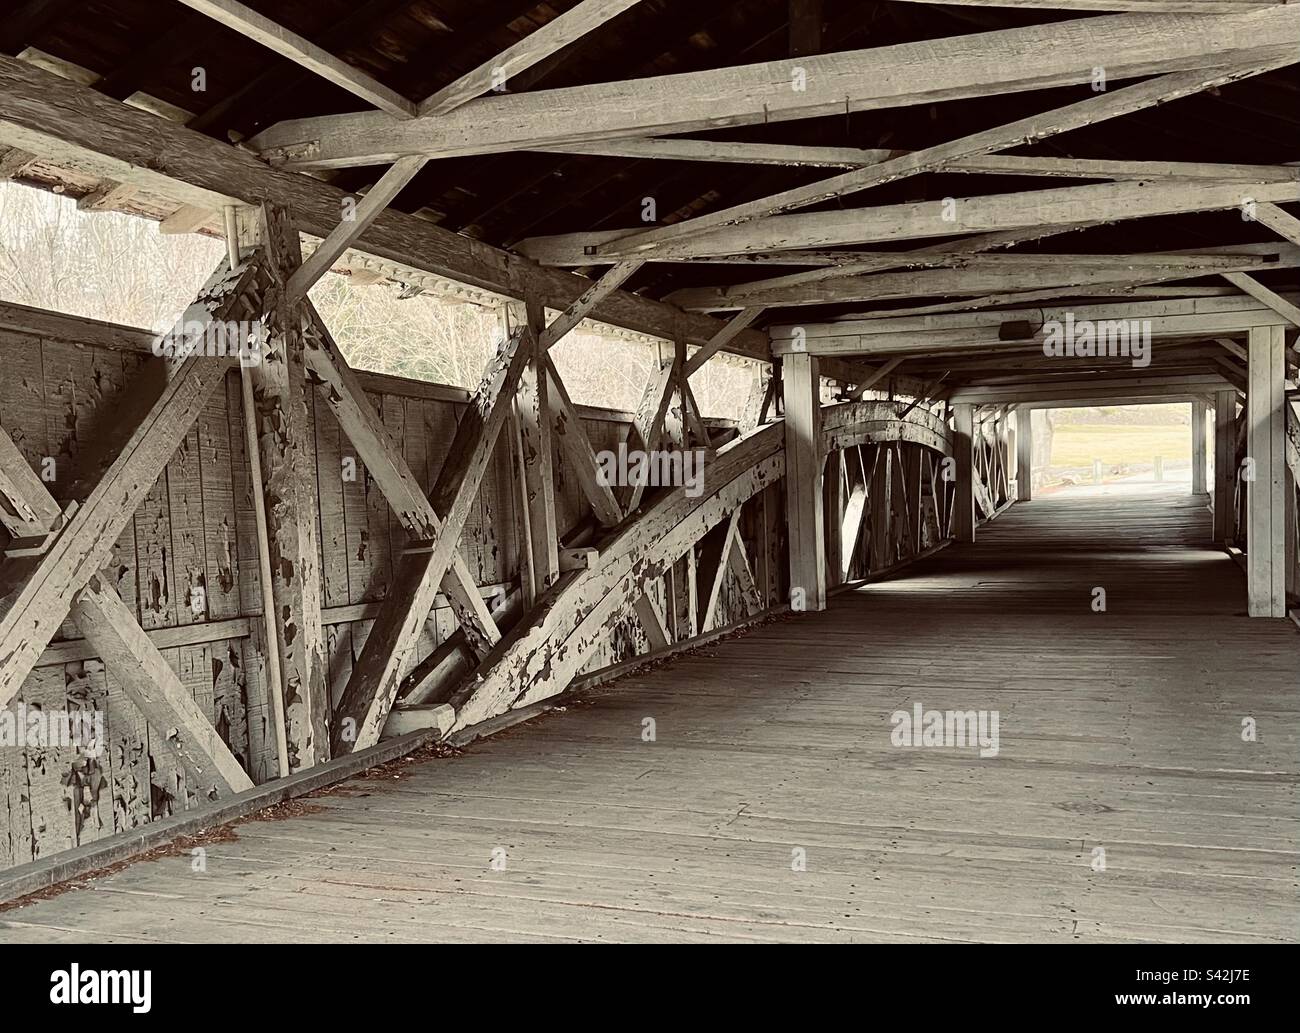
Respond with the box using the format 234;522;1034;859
824;449;844;589
953;403;976;543
1214;389;1236;545
1287;462;1298;604
783;352;826;612
1016;407;1033;502
904;444;923;554
515;296;559;599
224;207;289;779
250;205;330;770
1191;400;1208;495
1247;325;1286;617
668;550;698;641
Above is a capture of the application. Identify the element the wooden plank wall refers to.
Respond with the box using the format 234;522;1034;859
0;320;757;867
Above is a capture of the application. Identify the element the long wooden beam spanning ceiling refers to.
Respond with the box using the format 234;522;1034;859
520;178;1300;264
0;55;767;368
1254;203;1300;248
279;0;643;302
771;293;1300;357
248;8;1300;169
670;246;1300;312
175;0;419;117
536;142;1296;182
589;55;1297;259
826;285;1243;323
949;372;1233;405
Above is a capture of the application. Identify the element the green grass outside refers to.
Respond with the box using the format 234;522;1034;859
1049;424;1192;469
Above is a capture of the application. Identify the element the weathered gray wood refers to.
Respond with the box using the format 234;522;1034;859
682;309;765;377
0;56;770;368
543;139;1300;180
418;0;643;116
285;1;645;301
158;204;213;235
287;156;427;302
0;425;62;540
7;491;1296;942
1016;409;1033;503
517;299;560;599
250;8;1300;169
620;358;678;513
1222;272;1300;326
301;308;501;657
783;353;826;613
0;258;265;706
451;402;938;729
1214;390;1237;544
1252;202;1300;248
451;430;789;729
539;260;645;352
771;293;1299;356
953;404;976;544
632;593;671;651
175;0;417;117
601;59;1294;257
675;251;1300;311
536;178;1300;262
950;374;1231;406
544;357;622;526
381;703;455;740
676;243;1300;312
332;327;532;753
70;574;254;799
1246;325;1286;617
0;731;432;907
249;205;330;771
1193;400;1208;495
698;509;742;633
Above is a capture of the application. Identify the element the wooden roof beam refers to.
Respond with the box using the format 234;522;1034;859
950;373;1233;405
670;241;1299;310
249;8;1300;169
537;140;1300;182
176;0;417;117
671;247;1300;312
417;0;642;117
521;177;1300;263
0;54;768;366
1222;271;1300;326
598;54;1299;258
1252;202;1300;248
770;293;1300;355
277;1;648;301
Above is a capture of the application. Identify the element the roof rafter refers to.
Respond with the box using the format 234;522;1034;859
248;8;1300;169
594;55;1297;258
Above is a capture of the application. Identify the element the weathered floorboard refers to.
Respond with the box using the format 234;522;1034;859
3;485;1293;943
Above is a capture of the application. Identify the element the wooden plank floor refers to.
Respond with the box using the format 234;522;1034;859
2;485;1297;943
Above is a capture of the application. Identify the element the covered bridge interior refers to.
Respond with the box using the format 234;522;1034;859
0;0;1297;942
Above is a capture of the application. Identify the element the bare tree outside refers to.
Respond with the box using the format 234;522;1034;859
0;182;757;420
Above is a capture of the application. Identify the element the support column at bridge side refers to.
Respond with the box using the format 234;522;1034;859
1015;408;1033;503
1192;400;1207;495
1247;326;1285;617
783;352;827;612
953;403;976;543
1214;389;1236;545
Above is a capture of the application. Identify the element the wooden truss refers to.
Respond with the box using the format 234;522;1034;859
1;0;1297;857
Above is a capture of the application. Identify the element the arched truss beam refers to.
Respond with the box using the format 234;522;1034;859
451;401;954;731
